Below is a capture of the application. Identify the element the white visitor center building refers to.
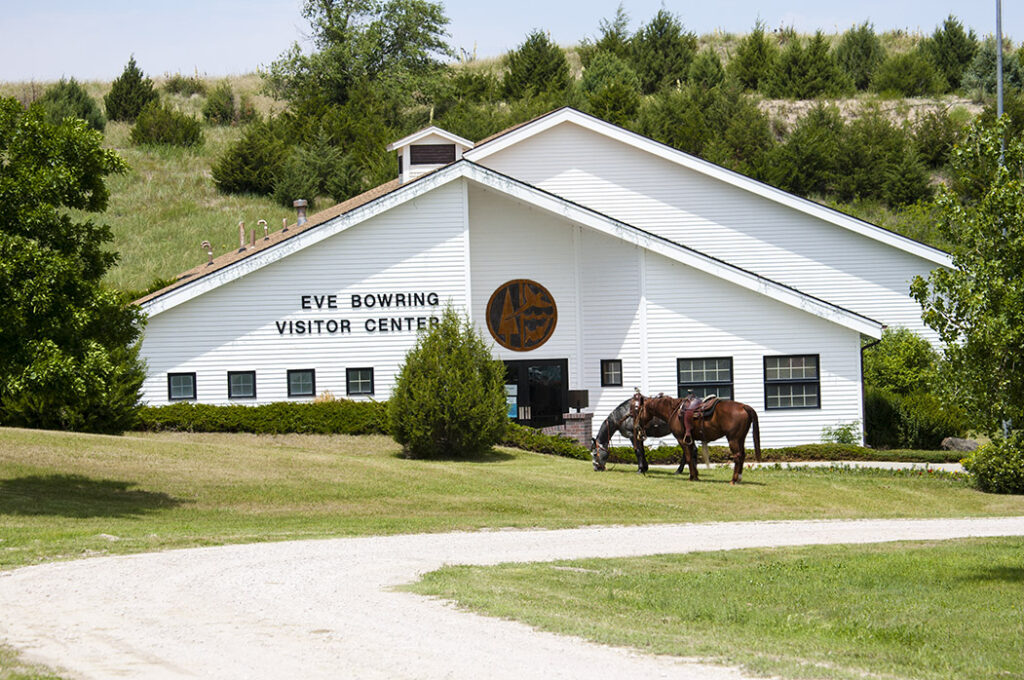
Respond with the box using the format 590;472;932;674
136;108;951;447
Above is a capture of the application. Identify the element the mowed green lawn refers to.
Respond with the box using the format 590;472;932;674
2;427;1024;571
411;538;1024;680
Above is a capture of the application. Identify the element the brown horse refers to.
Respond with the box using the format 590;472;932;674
630;392;761;484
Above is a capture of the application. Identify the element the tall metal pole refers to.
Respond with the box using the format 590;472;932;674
997;0;1004;119
997;0;1006;164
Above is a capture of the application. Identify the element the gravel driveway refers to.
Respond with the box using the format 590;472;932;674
2;516;1023;680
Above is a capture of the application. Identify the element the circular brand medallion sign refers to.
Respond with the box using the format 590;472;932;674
486;279;558;351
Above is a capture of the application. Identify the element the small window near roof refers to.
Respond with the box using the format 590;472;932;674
228;371;256;399
346;367;374;396
410;144;456;165
168;372;196;401
600;360;623;387
764;355;820;409
287;369;316;398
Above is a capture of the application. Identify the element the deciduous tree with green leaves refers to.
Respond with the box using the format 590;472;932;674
911;118;1024;434
0;98;145;433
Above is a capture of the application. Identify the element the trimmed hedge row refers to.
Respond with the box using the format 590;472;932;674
603;442;963;465
138;401;387;435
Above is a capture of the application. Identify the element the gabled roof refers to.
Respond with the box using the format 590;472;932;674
138;160;883;338
464;107;953;268
386;126;474;151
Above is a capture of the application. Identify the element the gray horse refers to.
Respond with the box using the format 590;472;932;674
590;397;670;473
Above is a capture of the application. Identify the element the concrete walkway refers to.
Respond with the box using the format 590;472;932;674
2;517;1023;679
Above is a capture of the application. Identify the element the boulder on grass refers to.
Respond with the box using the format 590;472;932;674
941;437;979;452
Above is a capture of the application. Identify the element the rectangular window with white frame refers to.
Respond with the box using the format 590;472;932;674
764;355;820;409
167;372;196;401
287;369;316;398
677;357;732;400
600;359;623;387
346;367;374;396
227;371;256;399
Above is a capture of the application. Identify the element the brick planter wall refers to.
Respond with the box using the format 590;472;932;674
539;412;594;447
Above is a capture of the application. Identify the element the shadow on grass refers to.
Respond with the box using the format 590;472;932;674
963;566;1024;583
0;474;184;518
392;447;517;463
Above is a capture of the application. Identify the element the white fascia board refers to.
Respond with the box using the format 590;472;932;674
462;162;883;338
141;168;467;317
465;109;952;269
386;126;474;151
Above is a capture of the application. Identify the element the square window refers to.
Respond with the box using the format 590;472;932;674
764;355;820;410
677;358;733;400
600;360;623;387
287;369;316;398
346;368;374;396
167;372;196;401
228;371;256;399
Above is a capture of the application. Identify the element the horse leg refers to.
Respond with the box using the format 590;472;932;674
633;438;649;475
730;436;746;485
673;437;689;475
687;441;700;480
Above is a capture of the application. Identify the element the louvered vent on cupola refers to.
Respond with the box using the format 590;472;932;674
386;126;474;184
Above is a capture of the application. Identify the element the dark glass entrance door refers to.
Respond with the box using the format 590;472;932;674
504;359;569;427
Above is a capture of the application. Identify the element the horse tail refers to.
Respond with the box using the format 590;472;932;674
745;405;761;462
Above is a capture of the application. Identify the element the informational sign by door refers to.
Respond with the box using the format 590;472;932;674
505;384;518;418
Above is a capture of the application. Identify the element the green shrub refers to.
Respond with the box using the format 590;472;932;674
202;82;236;125
914;108;963;168
499;423;589;460
603;442;962;465
822;421;862;445
883;149;933;206
129;101;203;147
871;50;947;97
273;129;354;209
688;49;725;90
503;30;571;99
631;9;697;93
865;386;965;450
163;73;206;96
580;52;641;125
962;434;1024;494
137;399;387;435
37;78;105;131
834;22;885;91
104;56;159;122
211;119;289;195
961;36;1022;95
727;20;778;91
767;103;843;195
864;327;939;395
389;306;507;458
920;15;978;91
765;32;851;99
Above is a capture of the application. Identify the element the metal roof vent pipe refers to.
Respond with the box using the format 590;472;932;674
293;199;308;226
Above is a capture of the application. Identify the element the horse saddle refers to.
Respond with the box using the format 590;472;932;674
680;395;719;443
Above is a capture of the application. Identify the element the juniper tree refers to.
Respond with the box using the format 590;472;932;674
503;30;571;99
38;78;105;131
578;3;632;68
389;306;507;458
834;22;885;91
920;15;978;91
631;9;697;94
688;49;725;90
727;20;778;91
104;56;159;122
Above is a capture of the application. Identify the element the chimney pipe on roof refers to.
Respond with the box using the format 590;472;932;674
201;240;213;265
259;219;268;240
293;199;308;226
282;217;288;233
238;221;245;252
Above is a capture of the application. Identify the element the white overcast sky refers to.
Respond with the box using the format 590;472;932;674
1;1;1019;82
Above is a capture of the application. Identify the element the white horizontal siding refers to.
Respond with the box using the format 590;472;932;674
140;181;468;405
480;121;941;344
469;184;863;448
